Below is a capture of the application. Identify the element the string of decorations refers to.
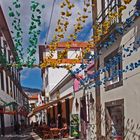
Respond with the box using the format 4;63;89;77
40;0;133;69
70;33;140;82
8;0;24;68
70;6;140;77
70;45;140;88
42;3;139;70
46;0;75;56
1;0;138;70
88;59;140;89
41;0;92;69
26;0;45;68
69;11;140;87
88;0;134;50
41;0;75;69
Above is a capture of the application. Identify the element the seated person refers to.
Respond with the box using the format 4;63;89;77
50;120;56;128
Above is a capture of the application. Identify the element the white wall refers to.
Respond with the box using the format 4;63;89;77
48;68;68;91
0;89;15;127
99;16;140;139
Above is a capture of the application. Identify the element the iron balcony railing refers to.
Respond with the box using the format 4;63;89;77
96;0;121;35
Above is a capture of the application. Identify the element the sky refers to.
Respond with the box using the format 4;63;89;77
0;0;93;90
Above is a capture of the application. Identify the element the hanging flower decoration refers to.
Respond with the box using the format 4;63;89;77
43;0;75;68
123;0;132;4
54;0;91;64
69;3;140;87
4;0;136;72
26;0;45;68
8;0;24;68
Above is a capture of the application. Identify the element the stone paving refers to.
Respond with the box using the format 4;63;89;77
0;128;33;140
0;128;77;140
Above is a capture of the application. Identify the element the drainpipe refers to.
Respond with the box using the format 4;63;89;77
91;0;101;139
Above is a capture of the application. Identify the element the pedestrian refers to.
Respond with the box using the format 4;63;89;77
15;122;20;134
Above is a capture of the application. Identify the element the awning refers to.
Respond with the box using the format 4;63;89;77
28;92;73;118
0;109;16;115
4;101;18;107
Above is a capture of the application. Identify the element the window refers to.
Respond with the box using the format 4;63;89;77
57;50;67;59
6;76;9;94
136;0;140;10
83;52;91;60
10;80;13;97
3;41;7;59
104;49;123;91
0;71;4;91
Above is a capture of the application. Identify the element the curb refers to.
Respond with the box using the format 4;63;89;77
30;132;42;140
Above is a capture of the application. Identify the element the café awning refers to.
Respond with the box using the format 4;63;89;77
28;92;73;118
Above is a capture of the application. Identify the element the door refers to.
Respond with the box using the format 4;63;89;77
80;96;87;139
105;99;124;140
0;107;5;136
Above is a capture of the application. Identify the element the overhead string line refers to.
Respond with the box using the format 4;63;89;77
46;0;56;45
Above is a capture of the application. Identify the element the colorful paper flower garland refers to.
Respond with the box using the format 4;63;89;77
70;8;140;88
8;0;24;68
26;0;45;67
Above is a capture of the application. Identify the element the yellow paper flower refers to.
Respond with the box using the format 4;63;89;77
118;5;127;13
123;0;132;4
66;11;72;17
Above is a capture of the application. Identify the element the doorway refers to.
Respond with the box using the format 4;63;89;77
0;106;5;136
105;99;124;140
80;96;87;139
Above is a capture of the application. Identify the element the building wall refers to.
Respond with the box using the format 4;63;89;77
99;12;140;139
43;45;90;97
0;8;28;134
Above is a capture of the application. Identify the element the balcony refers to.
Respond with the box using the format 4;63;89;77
94;0;121;47
96;0;121;29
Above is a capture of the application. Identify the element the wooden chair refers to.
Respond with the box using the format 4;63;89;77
43;130;53;139
51;129;61;138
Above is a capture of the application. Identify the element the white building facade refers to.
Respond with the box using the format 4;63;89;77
0;6;28;135
91;0;140;139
